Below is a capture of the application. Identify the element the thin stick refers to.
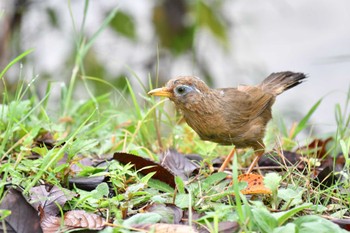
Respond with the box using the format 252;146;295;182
218;147;236;172
246;150;264;174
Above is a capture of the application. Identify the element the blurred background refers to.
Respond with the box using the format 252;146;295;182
1;0;349;135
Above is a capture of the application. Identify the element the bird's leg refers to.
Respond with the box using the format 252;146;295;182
218;147;236;172
245;150;264;174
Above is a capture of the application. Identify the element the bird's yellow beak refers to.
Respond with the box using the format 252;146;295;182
148;87;172;98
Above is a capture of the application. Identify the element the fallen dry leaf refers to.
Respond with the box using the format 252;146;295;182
64;210;105;229
299;137;333;158
238;174;272;195
160;149;199;181
34;131;56;149
114;152;176;188
68;175;107;191
330;218;350;231
41;210;105;233
0;188;43;233
40;215;63;233
30;185;76;216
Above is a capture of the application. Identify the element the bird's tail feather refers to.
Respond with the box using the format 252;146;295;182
259;71;307;95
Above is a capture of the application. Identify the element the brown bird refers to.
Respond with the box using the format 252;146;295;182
148;72;306;173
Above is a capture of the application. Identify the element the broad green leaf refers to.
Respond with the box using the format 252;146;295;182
264;172;281;192
123;212;162;226
202;172;227;190
92;182;109;199
147;179;174;193
278;187;305;209
150;195;167;204
273;223;296;233
175;193;191;209
175;176;185;194
294;215;347;233
252;208;278;233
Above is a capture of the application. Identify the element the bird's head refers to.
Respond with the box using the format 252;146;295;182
148;76;210;109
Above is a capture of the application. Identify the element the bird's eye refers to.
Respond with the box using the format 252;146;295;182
174;85;189;96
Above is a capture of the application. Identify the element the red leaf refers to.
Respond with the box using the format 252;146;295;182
113;152;176;188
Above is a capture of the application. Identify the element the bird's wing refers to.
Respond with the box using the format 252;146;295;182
219;86;274;124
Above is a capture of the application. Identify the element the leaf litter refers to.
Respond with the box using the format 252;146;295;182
2;131;350;232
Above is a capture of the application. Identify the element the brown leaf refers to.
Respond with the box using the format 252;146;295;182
330;218;350;231
200;221;240;233
217;221;240;233
299;137;333;158
34;131;56;149
113;152;176;188
68;176;107;191
41;210;105;233
0;188;43;233
64;210;105;229
160;149;199;181
30;185;76;216
40;215;62;233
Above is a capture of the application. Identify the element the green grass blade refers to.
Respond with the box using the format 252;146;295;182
0;48;34;79
23;108;97;193
290;99;322;139
126;78;142;119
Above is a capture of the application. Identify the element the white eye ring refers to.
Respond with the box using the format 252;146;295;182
174;85;191;96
